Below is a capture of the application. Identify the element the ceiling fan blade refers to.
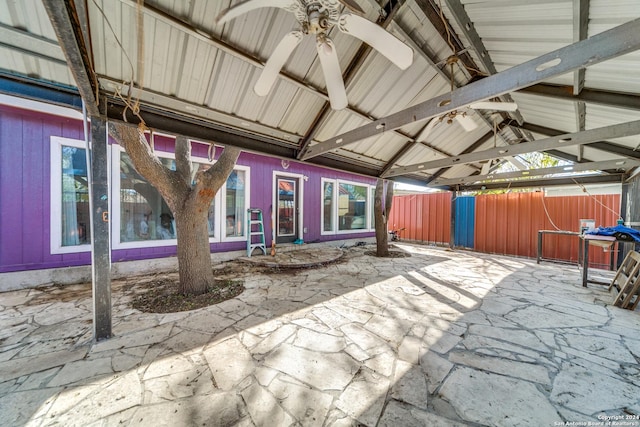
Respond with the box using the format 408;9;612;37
254;31;303;96
338;0;365;14
456;113;478;132
316;38;348;110
216;0;296;25
337;14;413;70
469;101;518;112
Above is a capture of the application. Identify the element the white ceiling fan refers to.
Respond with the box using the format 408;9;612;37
217;0;414;110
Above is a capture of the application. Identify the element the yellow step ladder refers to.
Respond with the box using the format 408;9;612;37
247;208;267;257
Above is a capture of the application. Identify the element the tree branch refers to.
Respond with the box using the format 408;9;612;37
174;136;193;187
198;145;242;192
108;122;187;211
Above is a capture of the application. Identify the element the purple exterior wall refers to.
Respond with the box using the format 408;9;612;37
0;104;90;272
0;104;375;273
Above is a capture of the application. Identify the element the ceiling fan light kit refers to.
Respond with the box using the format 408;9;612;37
217;0;414;110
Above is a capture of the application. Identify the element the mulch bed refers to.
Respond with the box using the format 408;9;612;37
364;250;411;258
131;278;245;313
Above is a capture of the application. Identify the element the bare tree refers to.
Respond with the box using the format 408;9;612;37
109;122;241;295
374;178;394;256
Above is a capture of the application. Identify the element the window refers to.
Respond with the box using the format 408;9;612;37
338;182;369;231
370;186;376;230
112;145;249;248
322;179;335;234
118;152;177;244
321;179;373;235
224;168;248;239
50;137;91;254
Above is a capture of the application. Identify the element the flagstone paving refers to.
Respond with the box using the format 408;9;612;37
1;243;640;426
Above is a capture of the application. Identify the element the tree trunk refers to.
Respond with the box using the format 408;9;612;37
174;197;215;295
375;178;390;257
108;122;240;296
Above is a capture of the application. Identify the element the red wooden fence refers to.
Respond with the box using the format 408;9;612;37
390;192;621;268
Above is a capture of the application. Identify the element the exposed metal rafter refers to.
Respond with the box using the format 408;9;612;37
573;0;589;95
455;174;624;191
517;83;640;111
424;129;496;184
42;0;99;116
516;122;640;160
575;101;586;160
0;23;66;65
301;18;640;160
379;21;513;173
106;99;391;180
432;159;639;187
384;120;640;177
439;0;526;127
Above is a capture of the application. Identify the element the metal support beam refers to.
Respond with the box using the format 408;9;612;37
89;116;112;341
575;100;586;160
42;0;99;116
424;130;495;184
517;84;640;111
456;174;624;191
441;0;526;127
414;0;479;78
517;122;640;160
0;23;66;64
573;0;589;95
384;120;640;176
301;18;640;160
432;159;639;186
106;100;386;178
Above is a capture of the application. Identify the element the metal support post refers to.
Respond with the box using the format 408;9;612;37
90;117;112;341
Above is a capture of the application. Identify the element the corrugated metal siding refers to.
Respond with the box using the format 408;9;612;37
455;196;475;248
391;191;621;267
475;192;621;268
389;192;452;244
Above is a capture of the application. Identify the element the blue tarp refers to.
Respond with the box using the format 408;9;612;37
586;225;640;243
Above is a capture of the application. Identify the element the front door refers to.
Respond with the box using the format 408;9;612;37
276;176;299;244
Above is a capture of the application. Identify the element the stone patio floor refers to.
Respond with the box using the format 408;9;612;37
1;243;640;426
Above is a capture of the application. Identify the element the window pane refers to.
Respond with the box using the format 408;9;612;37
323;181;334;232
370;186;375;230
119;152;175;241
226;170;246;237
338;183;368;231
61;146;90;245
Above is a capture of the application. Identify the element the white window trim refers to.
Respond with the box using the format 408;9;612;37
369;186;376;232
321;178;337;235
50;136;92;254
111;144;250;249
112;145;228;249
221;164;251;243
273;171;305;240
335;179;372;235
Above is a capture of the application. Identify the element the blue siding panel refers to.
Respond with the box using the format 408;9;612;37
455;196;475;248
